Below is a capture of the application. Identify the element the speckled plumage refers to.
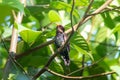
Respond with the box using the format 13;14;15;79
55;25;70;66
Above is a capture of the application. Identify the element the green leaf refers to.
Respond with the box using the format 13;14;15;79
16;41;29;54
17;23;42;45
70;32;90;51
48;10;61;22
101;12;115;29
70;32;93;60
28;56;49;67
2;0;24;12
49;61;64;74
19;29;41;45
17;23;28;32
8;74;16;80
95;27;108;43
71;43;93;61
112;23;120;33
28;15;40;29
75;0;88;6
0;5;12;25
110;65;120;76
50;1;79;18
2;27;12;38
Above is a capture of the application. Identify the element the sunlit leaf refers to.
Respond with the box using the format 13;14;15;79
48;10;61;22
50;1;79;18
112;23;120;33
19;29;41;45
71;43;93;60
70;32;93;60
0;5;12;24
70;32;90;51
101;12;115;29
2;27;12;38
2;0;24;12
111;65;120;76
28;16;40;29
75;0;88;6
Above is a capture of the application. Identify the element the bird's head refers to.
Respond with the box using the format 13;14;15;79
56;25;65;33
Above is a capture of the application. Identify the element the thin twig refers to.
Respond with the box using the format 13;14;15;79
83;0;94;17
46;68;115;79
70;0;75;33
88;6;120;16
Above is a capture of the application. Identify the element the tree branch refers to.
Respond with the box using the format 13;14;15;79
46;68;115;79
67;48;118;76
15;39;54;59
65;0;113;33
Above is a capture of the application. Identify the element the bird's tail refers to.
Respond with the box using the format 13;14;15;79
60;48;70;66
62;55;70;66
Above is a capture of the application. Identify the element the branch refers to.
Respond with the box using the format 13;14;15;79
70;0;75;32
67;48;118;76
15;0;113;59
46;68;115;79
83;0;94;17
15;39;54;59
88;6;120;16
10;0;26;53
65;0;113;33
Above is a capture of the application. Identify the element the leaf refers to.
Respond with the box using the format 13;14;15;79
75;0;88;6
2;27;12;38
95;27;108;43
50;1;79;18
17;22;41;45
8;74;16;80
16;41;29;54
2;0;24;12
112;23;120;33
22;15;40;29
28;15;40;29
0;5;13;25
101;12;115;29
28;56;49;67
110;65;120;76
19;29;41;45
48;10;61;22
71;43;93;61
70;32;90;51
49;61;64;74
70;32;93;60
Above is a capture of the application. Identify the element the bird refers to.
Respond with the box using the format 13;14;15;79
55;25;70;66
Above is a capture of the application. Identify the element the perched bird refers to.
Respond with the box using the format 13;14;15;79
55;25;70;66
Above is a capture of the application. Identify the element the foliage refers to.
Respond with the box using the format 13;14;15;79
0;0;120;80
